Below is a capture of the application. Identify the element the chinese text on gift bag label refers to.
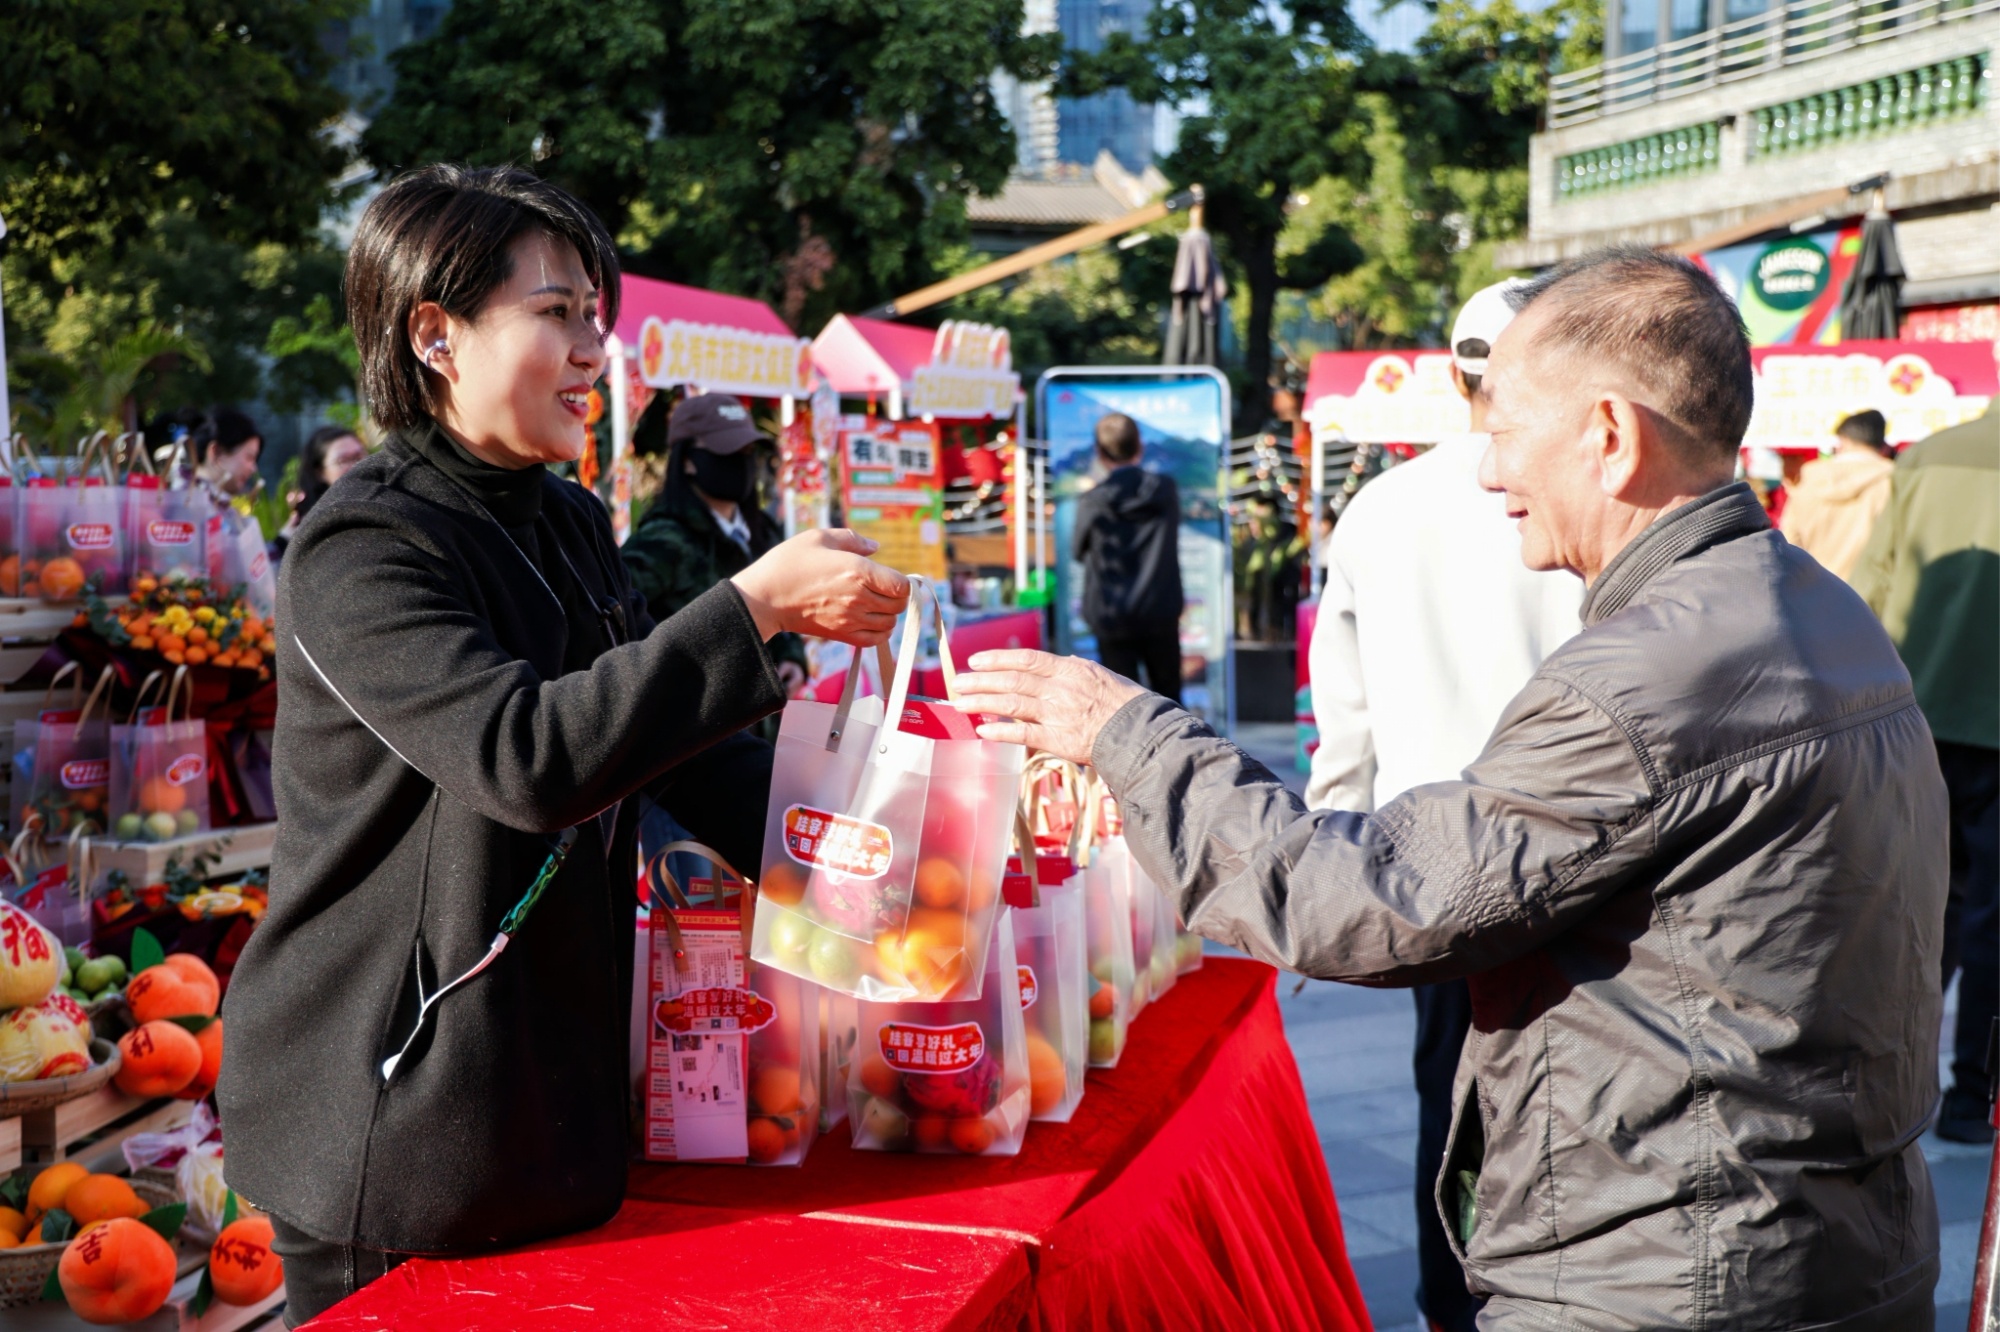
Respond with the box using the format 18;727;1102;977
655;986;776;1035
879;1021;985;1073
62;759;108;790
1018;965;1038;1010
783;804;893;879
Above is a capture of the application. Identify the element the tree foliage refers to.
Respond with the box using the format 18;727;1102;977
0;0;354;276
1;0;357;435
1064;0;1370;428
365;0;1061;334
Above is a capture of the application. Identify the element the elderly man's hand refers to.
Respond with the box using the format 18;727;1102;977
954;650;1147;764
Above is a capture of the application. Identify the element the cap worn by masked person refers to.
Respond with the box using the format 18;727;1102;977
623;394;811;713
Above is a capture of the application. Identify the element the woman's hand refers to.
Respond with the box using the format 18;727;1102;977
732;530;909;646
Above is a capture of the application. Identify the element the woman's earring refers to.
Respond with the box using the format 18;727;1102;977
424;339;450;368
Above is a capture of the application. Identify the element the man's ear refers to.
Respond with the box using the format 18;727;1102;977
1595;392;1646;498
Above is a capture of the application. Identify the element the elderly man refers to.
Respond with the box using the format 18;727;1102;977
958;247;1947;1331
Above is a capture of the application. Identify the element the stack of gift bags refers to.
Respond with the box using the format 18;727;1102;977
638;578;1204;1165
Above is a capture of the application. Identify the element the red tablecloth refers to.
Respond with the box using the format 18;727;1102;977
307;959;1372;1331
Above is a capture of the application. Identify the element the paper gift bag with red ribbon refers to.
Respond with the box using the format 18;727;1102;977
642;841;821;1166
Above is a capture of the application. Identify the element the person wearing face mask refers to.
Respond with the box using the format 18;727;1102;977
217;164;909;1325
622;393;811;702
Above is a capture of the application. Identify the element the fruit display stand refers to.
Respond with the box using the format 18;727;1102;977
77;824;276;897
306;959;1372;1332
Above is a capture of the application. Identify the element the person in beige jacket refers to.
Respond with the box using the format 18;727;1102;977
1779;409;1894;578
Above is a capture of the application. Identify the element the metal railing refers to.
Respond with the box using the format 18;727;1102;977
1548;0;2000;126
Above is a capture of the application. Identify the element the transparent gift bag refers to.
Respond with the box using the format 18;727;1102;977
1077;767;1136;1068
110;667;209;842
124;449;213;585
849;908;1031;1156
641;841;820;1166
205;505;275;621
1003;802;1088;1124
817;989;858;1134
1135;856;1178;1005
18;665;115;840
752;578;1025;1002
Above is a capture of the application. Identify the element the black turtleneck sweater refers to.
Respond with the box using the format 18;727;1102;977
402;424;619;672
221;423;785;1256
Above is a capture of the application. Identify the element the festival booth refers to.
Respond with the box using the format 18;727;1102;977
603;275;816;542
807;314;1041;699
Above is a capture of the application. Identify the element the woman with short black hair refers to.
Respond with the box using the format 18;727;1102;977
217;163;908;1324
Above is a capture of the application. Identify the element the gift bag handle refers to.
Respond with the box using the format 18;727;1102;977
165;665;195;724
1012;807;1041;909
878;576;961;753
40;661;82;714
125;670;166;726
72;667;116;742
646;839;758;974
1022;752;1091;867
825;641;898;754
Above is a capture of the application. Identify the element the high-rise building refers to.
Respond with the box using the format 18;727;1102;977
1055;0;1160;172
325;0;451;113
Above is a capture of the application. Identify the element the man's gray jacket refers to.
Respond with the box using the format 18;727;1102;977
1096;484;1946;1331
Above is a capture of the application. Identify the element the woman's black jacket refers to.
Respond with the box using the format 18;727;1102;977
216;429;785;1253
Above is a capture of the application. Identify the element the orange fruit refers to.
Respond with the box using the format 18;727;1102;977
859;1056;901;1100
38;557;86;602
0;1229;17;1249
126;959;218;1024
913;858;966;910
1026;1033;1067;1116
114;1021;202;1098
137;776;185;817
176;1018;223;1101
184;647;207;665
24;1221;44;1245
0;1205;28;1240
759;861;808;908
1088;979;1116;1020
26;1162;89;1221
749;1065;801;1117
210;1216;282;1306
0;554;18;595
912;1116;951;1150
59;1216;177;1323
745;1118;786;1164
63;1176;147;1226
948;1117;998;1154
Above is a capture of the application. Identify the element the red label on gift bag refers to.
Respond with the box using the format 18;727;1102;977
1018;965;1038;1010
165;754;205;786
61;759;108;789
65;522;114;551
783;804;893;878
879;1020;985;1073
655;985;776;1035
146;520;196;547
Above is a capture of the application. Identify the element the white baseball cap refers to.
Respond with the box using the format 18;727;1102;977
1450;278;1532;378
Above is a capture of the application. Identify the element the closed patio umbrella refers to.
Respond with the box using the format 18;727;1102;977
1838;194;1904;341
1164;209;1226;368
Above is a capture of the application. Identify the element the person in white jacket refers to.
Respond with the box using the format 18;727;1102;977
1305;279;1581;1332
